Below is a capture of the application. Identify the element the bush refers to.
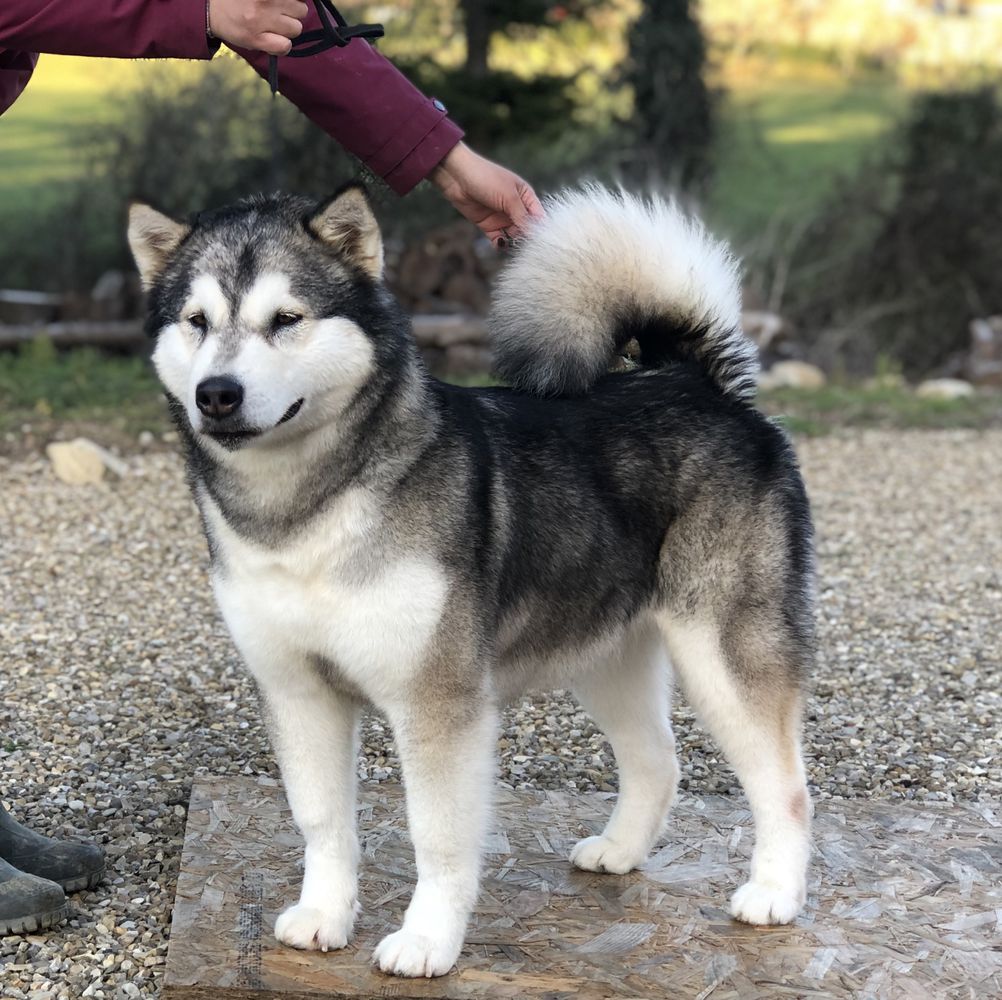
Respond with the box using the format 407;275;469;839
0;58;361;293
781;86;1002;376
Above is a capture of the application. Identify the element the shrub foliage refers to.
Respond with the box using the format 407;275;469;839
786;86;1002;375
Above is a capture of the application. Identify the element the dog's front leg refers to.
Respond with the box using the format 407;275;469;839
256;666;362;952
373;691;498;978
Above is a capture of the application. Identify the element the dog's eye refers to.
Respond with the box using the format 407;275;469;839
273;312;302;329
188;312;208;331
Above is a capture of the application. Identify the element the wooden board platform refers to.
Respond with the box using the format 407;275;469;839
164;776;1002;999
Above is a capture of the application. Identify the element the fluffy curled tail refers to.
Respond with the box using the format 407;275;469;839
488;185;758;401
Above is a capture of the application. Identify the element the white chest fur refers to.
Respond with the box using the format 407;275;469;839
201;487;449;704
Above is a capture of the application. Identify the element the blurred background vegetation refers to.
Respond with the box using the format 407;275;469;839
2;0;1002;399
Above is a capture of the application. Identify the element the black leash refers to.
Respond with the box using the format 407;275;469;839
268;0;384;94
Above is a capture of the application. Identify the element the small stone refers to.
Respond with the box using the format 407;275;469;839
863;372;907;390
46;437;129;483
45;441;105;485
915;378;975;400
758;360;827;391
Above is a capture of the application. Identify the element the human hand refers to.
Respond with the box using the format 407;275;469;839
429;142;545;249
208;0;309;56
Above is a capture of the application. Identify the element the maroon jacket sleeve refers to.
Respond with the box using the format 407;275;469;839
0;0;215;61
0;49;38;115
0;0;463;194
236;16;464;195
0;0;215;116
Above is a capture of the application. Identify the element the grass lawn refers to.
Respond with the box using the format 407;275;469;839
0;56;147;216
760;385;1002;436
0;341;164;444
706;54;906;245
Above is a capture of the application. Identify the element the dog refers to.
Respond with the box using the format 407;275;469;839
127;184;815;978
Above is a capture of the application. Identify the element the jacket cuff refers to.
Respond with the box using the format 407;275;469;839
159;0;218;59
368;99;465;196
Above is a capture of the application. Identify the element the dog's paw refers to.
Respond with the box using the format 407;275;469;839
372;929;460;978
730;880;804;925
569;835;644;875
274;902;357;952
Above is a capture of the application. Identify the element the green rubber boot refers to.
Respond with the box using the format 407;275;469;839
0;802;105;893
0;857;69;935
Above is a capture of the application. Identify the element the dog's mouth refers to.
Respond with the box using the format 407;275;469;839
201;399;304;449
203;427;261;450
276;398;304;426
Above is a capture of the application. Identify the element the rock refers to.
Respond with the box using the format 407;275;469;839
46;440;105;484
742;310;787;351
966;316;1002;387
916;378;975;401
46;438;128;485
758;360;828;391
864;373;907;391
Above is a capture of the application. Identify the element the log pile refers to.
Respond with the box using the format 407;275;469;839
411;314;491;378
388;222;500;317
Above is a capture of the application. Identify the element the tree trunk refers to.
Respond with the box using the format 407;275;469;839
461;0;491;78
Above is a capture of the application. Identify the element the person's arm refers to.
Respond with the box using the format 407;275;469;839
0;50;37;115
0;0;307;65
0;0;306;116
237;34;463;198
0;0;215;61
0;0;541;239
235;12;544;240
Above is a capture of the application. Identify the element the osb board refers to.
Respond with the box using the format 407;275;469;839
164;777;1002;1000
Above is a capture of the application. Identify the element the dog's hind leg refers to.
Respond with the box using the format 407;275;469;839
256;664;362;952
569;618;678;874
373;686;498;978
659;615;811;925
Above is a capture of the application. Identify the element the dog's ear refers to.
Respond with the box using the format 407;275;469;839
127;203;190;290
307;183;384;280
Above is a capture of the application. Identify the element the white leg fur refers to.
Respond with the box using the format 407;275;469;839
256;667;362;952
570;620;678;874
660;617;811;925
372;698;498;978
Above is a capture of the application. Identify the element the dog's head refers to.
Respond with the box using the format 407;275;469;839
127;184;395;452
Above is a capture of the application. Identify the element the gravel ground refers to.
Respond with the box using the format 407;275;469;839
1;428;1000;998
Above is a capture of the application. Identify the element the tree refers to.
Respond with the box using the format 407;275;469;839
400;2;590;150
626;0;715;191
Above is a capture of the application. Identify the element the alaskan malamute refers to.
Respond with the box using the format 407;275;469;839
128;184;814;978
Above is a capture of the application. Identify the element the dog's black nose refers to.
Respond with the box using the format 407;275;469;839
196;376;244;418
